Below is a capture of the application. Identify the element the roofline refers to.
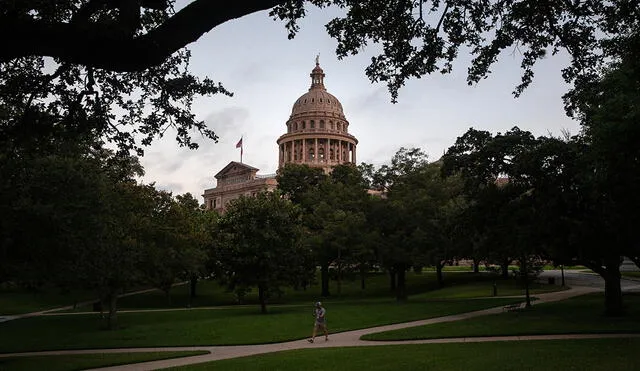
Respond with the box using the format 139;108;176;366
214;161;259;179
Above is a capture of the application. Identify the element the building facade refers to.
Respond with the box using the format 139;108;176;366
202;162;277;213
202;59;358;211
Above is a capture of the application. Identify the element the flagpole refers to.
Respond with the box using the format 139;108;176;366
236;136;244;163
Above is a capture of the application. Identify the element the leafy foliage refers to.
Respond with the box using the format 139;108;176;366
214;191;312;313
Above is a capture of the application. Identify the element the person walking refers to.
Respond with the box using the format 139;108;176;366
308;301;328;343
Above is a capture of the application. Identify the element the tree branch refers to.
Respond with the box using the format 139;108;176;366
1;0;285;71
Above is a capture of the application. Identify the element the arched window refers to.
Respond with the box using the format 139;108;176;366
330;149;335;160
302;121;306;129
337;123;342;131
319;148;325;160
330;121;335;130
309;148;315;160
320;120;325;129
310;120;315;129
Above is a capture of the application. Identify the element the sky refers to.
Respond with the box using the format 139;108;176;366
139;3;581;200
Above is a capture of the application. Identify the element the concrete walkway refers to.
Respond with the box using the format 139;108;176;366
0;283;189;323
1;285;617;371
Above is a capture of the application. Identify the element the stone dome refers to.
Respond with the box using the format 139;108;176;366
291;90;344;117
277;58;358;172
290;62;345;118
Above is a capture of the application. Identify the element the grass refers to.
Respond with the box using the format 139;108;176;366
0;285;97;315
417;279;564;299
0;351;207;371
541;265;586;270
361;293;640;341
622;271;640;279
77;271;498;311
170;338;640;371
0;297;521;353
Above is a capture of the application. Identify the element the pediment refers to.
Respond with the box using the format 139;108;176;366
214;161;259;180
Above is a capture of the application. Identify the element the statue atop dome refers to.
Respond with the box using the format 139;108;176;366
315;54;320;65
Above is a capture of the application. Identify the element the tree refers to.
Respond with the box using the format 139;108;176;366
442;127;539;278
565;33;640;272
276;164;327;204
367;148;430;300
541;37;640;315
2;1;635;102
136;190;208;304
214;191;312;314
1;4;230;155
174;193;216;302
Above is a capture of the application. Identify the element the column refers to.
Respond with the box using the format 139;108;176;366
302;138;306;163
338;140;342;163
352;144;356;164
314;138;318;163
326;138;329;164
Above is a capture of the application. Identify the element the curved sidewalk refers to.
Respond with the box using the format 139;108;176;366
1;285;612;370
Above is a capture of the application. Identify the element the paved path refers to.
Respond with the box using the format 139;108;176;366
0;283;189;323
0;285;612;371
539;270;640;290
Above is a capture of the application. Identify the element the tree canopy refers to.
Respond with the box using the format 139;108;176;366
3;0;638;101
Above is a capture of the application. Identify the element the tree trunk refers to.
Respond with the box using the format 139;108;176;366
395;265;407;302
473;258;480;273
436;261;444;287
360;264;366;290
190;276;198;298
106;292;118;330
603;261;623;316
501;259;510;279
321;263;330;297
337;261;342;295
522;256;531;308
561;265;565;287
389;268;396;291
258;285;268;314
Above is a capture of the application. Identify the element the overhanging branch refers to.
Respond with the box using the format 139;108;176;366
1;0;285;71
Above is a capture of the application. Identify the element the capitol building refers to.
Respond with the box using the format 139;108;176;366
202;59;359;212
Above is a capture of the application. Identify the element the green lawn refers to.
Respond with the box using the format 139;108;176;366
1;271;491;315
362;293;640;341
542;265;586;270
0;285;97;315
170;338;640;371
0;351;207;371
417;279;564;299
86;271;498;311
622;271;640;279
0;297;520;353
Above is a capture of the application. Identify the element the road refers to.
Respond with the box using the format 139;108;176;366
539;269;640;291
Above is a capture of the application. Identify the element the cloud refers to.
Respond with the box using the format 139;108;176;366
203;106;251;141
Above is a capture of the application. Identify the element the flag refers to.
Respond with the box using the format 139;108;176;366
236;137;243;162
